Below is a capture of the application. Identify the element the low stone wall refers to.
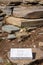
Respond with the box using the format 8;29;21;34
0;0;43;4
0;0;22;4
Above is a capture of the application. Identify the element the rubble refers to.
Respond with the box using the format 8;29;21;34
5;16;43;27
2;25;20;33
24;0;39;3
0;1;43;65
0;30;2;33
13;6;43;18
39;42;43;47
3;7;11;16
7;34;16;40
16;29;31;42
8;1;22;6
39;42;43;50
38;32;43;35
0;57;3;63
16;31;28;38
0;10;6;21
26;27;37;32
39;1;43;5
24;11;43;19
0;22;2;26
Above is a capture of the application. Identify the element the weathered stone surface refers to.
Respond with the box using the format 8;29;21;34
8;1;22;6
24;11;43;19
16;31;28;38
7;34;16;39
0;9;3;13
0;22;2;26
26;27;37;32
5;16;25;27
0;57;3;63
5;16;43;27
2;25;20;33
13;6;43;19
39;1;43;5
0;0;40;4
39;42;43;47
0;9;6;21
24;0;39;3
3;7;11;16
